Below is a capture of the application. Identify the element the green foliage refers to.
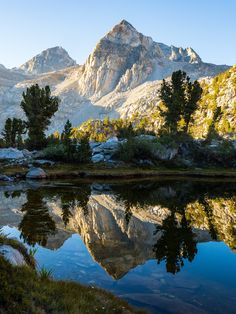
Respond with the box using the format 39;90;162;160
61;119;77;161
1;118;27;148
39;266;53;280
76;135;92;163
42;120;91;163
28;247;37;258
117;138;161;163
0;255;140;314
41;143;67;161
117;122;136;139
159;70;202;134
21;84;60;150
193;139;236;167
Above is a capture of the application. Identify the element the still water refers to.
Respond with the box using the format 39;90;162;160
1;179;236;313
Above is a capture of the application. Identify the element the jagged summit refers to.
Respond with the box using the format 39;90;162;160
116;19;137;31
103;19;152;48
18;46;76;75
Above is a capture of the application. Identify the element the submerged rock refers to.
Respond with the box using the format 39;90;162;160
26;167;47;179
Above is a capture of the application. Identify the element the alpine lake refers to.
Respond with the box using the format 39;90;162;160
1;177;236;314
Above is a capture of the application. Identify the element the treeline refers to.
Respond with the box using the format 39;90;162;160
0;70;235;166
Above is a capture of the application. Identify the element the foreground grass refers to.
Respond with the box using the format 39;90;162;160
0;234;144;314
0;255;144;314
2;162;236;179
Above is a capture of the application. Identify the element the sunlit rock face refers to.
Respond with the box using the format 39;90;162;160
0;20;230;133
18;46;77;75
77;20;228;101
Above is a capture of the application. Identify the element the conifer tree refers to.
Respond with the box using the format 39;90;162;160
61;120;76;161
1;118;27;147
2;118;12;147
159;70;202;134
77;135;91;163
21;84;60;149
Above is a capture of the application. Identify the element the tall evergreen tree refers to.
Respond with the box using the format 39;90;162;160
77;135;91;163
21;84;60;149
1;118;12;147
184;80;203;133
159;70;202;134
1;118;27;147
61;120;76;160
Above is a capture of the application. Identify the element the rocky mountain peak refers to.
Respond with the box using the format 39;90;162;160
18;46;76;75
103;19;153;49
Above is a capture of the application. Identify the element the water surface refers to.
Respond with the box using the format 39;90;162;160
1;179;236;313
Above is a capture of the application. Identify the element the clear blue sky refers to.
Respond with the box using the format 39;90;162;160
0;0;235;68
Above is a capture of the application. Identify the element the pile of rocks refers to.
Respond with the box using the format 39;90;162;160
0;148;50;180
90;137;124;163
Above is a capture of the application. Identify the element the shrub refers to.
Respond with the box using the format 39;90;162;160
116;138;162;163
42;140;91;164
76;136;92;163
193;139;236;167
41;144;67;161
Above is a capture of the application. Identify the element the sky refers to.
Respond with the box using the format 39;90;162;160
0;0;235;68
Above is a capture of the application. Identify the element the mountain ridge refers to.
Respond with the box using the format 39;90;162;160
0;20;232;134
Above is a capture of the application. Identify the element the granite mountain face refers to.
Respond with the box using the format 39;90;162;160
18;46;77;75
0;20;231;133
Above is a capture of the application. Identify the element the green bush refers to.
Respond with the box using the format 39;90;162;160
42;144;67;161
193;139;236;167
42;140;91;164
116;138;162;163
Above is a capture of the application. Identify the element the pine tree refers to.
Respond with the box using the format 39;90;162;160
21;84;60;149
77;135;91;163
159;70;202;134
2;118;12;147
1;118;27;148
184;80;202;133
61;120;76;161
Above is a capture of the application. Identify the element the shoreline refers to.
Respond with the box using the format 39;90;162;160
2;163;236;181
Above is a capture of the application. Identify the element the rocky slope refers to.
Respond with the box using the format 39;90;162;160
18;46;77;75
0;20;231;133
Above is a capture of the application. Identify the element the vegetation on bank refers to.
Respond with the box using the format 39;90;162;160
0;235;143;314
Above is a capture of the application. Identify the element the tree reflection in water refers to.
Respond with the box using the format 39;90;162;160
112;180;236;274
18;184;91;246
19;190;56;247
60;185;91;226
9;179;236;274
153;213;197;274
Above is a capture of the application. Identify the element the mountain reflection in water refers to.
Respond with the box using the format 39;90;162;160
1;179;236;313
